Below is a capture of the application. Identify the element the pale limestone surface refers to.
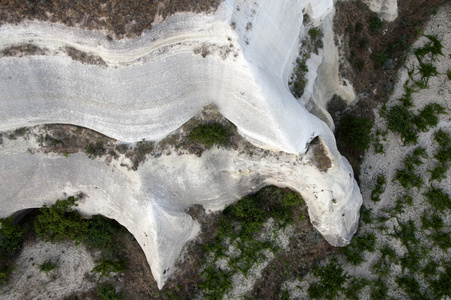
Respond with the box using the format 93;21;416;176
0;0;363;289
363;0;398;22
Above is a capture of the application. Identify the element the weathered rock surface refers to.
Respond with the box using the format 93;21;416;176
363;0;398;22
0;0;363;288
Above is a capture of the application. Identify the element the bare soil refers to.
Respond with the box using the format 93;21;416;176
0;0;221;39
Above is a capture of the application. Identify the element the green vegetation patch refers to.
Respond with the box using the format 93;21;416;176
371;174;386;202
38;260;58;274
198;188;304;299
337;114;372;152
341;232;377;265
308;257;350;299
188;123;229;148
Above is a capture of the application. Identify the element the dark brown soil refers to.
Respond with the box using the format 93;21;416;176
0;0;221;39
332;0;448;176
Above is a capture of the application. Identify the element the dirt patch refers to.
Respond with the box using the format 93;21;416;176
1;43;46;57
308;136;332;173
64;46;107;67
0;0;222;39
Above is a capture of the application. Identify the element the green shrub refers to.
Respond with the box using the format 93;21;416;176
414;35;444;61
34;197;89;243
0;265;12;286
421;212;444;231
392;219;418;249
188;123;229;147
396;275;421;298
429;262;451;298
394;168;423;189
85;141;106;159
373;52;387;69
423;186;451;210
414;103;447;132
91;258;127;278
308;257;350;299
429;164;447;182
371;175;386;202
337;115;372;151
368;16;383;35
447;70;451;80
386;105;417;145
38;260;58;274
308;27;322;40
430;232;451;250
97;284;124;300
341;232;377;265
0;216;27;256
399;248;421;273
344;277;370;300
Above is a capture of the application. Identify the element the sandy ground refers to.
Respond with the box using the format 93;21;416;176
284;2;451;299
0;240;97;300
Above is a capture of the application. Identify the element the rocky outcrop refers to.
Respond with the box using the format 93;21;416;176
0;0;363;288
363;0;398;22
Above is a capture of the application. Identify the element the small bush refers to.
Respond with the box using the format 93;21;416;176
447;70;451;80
97;284;124;300
373;52;387;69
308;27;322;40
371;175;386;202
91;258;127;278
429;262;451;298
341;232;377;265
34;197;89;243
38;260;58;274
337;115;372;151
188;123;229;147
386;105;417;145
423;186;451;210
308;257;350;299
0;216;27;256
368;16;383;35
396;275;421;298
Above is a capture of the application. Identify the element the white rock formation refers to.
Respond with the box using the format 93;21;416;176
363;0;398;22
0;0;363;288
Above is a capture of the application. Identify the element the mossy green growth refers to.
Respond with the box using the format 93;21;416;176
188;123;229;147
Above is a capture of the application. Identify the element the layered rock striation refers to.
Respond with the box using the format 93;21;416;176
0;0;363;288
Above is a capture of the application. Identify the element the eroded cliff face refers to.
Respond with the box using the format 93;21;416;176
0;0;363;288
